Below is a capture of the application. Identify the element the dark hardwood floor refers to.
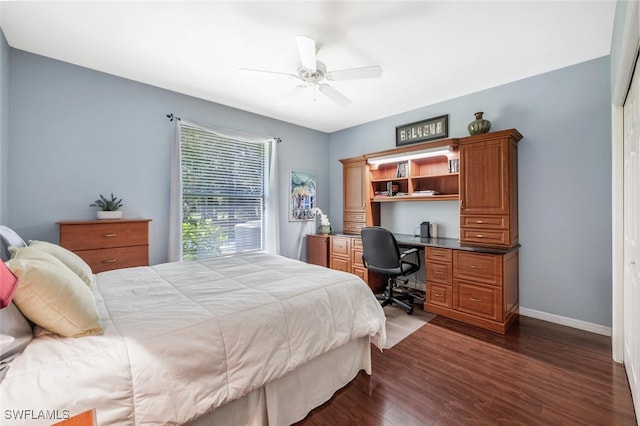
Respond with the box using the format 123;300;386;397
296;315;637;425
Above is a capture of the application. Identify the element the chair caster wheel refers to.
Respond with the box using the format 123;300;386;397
407;308;413;315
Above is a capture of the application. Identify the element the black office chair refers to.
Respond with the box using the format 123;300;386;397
361;226;420;315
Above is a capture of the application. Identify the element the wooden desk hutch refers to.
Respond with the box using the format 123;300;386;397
307;129;522;334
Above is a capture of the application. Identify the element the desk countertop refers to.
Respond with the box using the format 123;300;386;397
329;232;518;255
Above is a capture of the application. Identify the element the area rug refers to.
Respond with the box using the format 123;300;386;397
383;305;435;348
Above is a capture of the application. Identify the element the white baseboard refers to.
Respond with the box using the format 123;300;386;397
519;307;612;336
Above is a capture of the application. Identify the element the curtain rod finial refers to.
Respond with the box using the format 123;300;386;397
167;113;181;122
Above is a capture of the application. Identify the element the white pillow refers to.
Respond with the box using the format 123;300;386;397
6;246;102;338
28;240;93;286
0;226;26;262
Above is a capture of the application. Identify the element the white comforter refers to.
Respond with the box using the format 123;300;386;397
1;253;386;425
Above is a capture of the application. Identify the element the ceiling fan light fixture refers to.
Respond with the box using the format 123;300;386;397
240;35;381;107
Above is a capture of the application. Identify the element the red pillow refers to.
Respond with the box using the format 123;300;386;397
1;261;19;308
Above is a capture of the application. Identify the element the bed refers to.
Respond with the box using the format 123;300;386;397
0;228;386;425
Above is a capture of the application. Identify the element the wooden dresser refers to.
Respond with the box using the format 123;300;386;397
57;219;151;273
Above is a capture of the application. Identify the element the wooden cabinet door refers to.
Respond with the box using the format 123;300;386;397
459;137;510;215
343;159;367;213
306;234;329;267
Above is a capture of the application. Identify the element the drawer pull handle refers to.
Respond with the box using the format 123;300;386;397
102;259;117;264
476;234;486;238
469;265;481;269
103;233;117;238
434;271;444;275
475;220;486;224
434;293;443;297
469;297;482;302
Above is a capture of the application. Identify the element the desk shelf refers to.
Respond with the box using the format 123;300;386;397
369;152;459;202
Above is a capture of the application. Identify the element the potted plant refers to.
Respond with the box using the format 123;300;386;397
90;193;124;220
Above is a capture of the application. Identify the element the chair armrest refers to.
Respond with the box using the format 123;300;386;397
400;247;421;269
400;248;418;257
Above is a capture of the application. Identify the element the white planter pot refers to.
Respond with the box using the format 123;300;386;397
96;210;123;220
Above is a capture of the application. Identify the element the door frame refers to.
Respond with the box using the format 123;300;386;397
611;0;639;363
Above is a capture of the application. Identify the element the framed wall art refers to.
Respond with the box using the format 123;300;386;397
289;170;317;221
396;114;449;146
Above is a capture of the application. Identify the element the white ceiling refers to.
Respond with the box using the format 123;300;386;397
0;1;616;133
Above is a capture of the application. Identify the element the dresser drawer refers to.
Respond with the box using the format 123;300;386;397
59;221;149;251
427;284;452;308
426;261;452;285
454;279;502;321
426;247;452;263
460;215;508;229
343;221;366;234
454;251;502;286
460;229;510;247
75;246;149;274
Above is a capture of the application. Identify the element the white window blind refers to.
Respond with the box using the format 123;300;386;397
180;123;271;259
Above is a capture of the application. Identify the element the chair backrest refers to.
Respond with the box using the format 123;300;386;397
361;226;401;270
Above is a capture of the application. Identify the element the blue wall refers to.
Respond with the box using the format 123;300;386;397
5;49;329;264
0;30;9;224
329;56;612;327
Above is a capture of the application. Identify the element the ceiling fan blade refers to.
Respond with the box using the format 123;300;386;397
238;68;297;79
277;84;306;105
296;35;317;72
319;83;351;107
326;65;383;81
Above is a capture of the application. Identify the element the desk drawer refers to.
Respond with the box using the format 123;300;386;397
330;256;350;272
454;251;502;286
454;279;502;321
343;221;365;234
461;215;508;229
460;228;510;247
344;212;366;222
426;247;452;263
330;236;351;257
75;246;149;273
60;221;148;251
427;284;452;308
427;261;452;285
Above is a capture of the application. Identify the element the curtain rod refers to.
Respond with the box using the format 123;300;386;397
167;113;282;143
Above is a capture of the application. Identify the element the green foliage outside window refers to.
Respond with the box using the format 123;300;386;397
182;217;227;260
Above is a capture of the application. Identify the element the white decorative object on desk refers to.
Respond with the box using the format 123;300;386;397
314;208;331;234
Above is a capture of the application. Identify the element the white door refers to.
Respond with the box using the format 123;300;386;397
623;53;640;420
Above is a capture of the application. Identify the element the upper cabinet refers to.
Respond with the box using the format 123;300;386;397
339;129;521;247
340;157;380;235
459;129;522;248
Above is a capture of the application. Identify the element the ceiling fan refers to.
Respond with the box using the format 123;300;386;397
238;35;383;107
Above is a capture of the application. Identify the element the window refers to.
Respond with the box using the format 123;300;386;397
179;123;273;260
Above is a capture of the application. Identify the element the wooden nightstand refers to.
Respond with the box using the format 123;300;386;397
57;219;151;273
